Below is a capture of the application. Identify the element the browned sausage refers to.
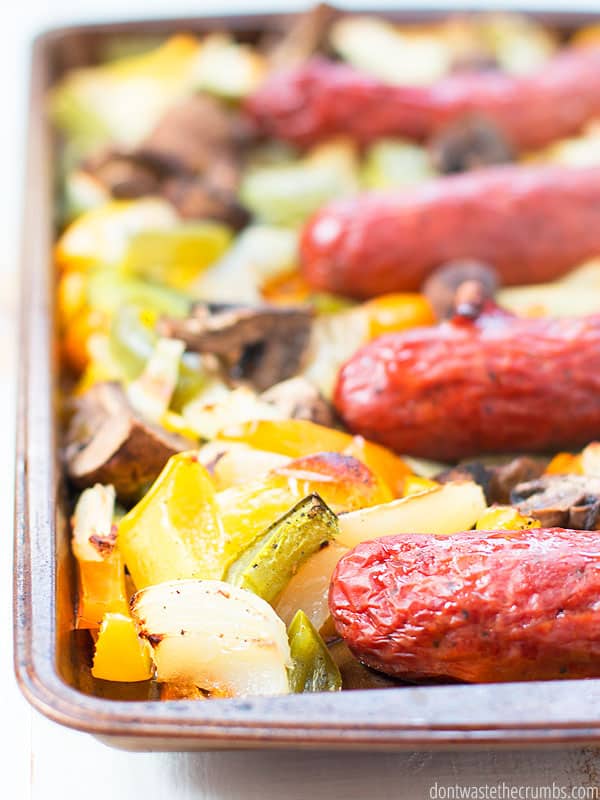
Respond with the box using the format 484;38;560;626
246;49;600;149
300;165;600;297
329;528;600;682
334;309;600;461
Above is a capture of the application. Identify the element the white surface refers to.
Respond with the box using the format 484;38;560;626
4;1;600;798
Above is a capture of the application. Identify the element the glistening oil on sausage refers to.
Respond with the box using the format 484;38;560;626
329;528;600;683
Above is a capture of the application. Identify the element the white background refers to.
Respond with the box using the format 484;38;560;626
4;2;600;798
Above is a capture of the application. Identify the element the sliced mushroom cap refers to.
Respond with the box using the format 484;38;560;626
64;381;194;504
422;260;499;320
139;93;235;175
260;376;336;426
511;474;600;529
79;93;252;228
159;303;313;391
436;455;546;504
82;149;164;198
161;174;251;230
430;115;514;174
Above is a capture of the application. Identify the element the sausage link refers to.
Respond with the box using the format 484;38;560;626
300;164;600;297
246;49;600;149
329;528;600;682
334;312;600;461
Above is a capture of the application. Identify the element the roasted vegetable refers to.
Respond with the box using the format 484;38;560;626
362;139;436;189
195;225;299;306
121;222;232;289
92;613;153;682
337;481;486;548
240;139;359;226
192;33;267;99
475;505;541;531
65;381;193;503
131;579;291;696
217;452;391;569
55;199;178;272
287;610;342;693
71;484;129;629
275;541;349;631
218;419;411;498
117;451;224;589
50;35;199;151
126;337;185;423
227;494;338;603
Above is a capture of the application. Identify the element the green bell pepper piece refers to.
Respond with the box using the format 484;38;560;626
226;494;338;604
287;610;342;693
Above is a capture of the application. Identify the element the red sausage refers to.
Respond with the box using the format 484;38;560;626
334;311;600;461
246;50;600;149
300;164;600;297
329;528;600;683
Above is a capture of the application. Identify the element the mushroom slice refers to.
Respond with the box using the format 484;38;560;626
429;116;514;175
64;381;194;503
511;474;600;529
131;579;292;697
436;455;546;504
159;304;313;391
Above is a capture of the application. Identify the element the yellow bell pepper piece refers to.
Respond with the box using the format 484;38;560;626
545;452;583;476
122;222;232;290
92;613;153;682
119;448;390;591
55;198;177;273
476;505;541;531
118;451;226;590
219;419;411;497
361;292;435;338
57;270;88;328
50;34;200;150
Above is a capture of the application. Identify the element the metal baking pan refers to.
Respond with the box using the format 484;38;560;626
14;6;600;751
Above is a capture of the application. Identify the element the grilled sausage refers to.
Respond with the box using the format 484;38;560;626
300;164;600;297
329;528;600;682
246;49;600;149
334;309;600;461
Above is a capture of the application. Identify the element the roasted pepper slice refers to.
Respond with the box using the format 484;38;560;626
287;610;342;693
122;222;232;290
92;613;153;682
217;452;390;569
361;293;435;338
117;452;226;589
226;494;338;603
476;505;541;531
55;199;178;272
